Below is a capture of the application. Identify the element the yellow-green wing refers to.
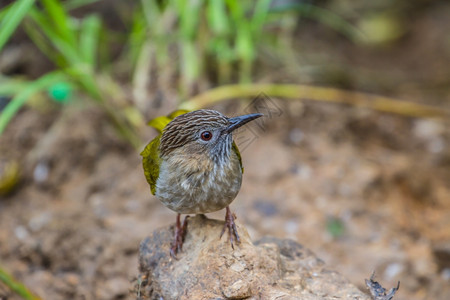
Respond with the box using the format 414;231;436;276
141;109;191;195
232;141;244;173
140;135;161;195
147;109;190;133
167;109;190;120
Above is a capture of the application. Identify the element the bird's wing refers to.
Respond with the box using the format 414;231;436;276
140;136;161;195
147;109;190;133
141;109;191;195
232;141;244;173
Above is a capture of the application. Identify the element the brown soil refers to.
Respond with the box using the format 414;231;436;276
1;2;450;300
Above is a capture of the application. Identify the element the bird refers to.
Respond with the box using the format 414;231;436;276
141;109;262;257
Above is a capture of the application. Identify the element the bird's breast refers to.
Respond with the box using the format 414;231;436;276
155;149;242;214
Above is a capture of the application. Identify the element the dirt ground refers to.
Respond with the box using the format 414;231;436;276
1;2;450;300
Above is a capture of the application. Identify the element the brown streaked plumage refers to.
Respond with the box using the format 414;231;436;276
141;109;263;257
159;110;229;156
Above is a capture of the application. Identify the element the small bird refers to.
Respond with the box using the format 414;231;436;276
141;109;262;257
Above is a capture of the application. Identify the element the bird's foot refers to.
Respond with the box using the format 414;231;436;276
170;214;189;259
220;206;240;249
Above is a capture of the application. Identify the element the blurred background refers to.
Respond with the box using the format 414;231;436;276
0;0;449;299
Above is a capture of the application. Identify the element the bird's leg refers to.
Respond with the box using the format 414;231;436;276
220;206;240;248
170;214;189;258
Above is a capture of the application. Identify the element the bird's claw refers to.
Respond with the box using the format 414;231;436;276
170;215;189;259
220;207;240;249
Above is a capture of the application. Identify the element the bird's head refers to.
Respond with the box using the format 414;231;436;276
159;109;262;164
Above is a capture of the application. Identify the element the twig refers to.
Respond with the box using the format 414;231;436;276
365;271;400;300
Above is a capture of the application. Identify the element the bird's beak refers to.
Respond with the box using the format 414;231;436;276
226;113;263;133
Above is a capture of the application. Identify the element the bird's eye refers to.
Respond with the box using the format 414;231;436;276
200;131;213;141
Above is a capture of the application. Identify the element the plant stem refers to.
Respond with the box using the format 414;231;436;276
0;266;42;300
0;0;35;51
180;83;450;119
101;103;142;150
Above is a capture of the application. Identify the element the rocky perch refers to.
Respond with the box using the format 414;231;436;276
135;215;370;299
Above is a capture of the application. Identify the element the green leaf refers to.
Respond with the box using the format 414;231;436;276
271;3;364;42
23;18;60;64
64;0;102;11
207;1;229;35
0;71;68;136
0;0;35;51
181;40;199;82
177;0;203;40
251;0;271;35
65;66;101;101
80;14;101;66
28;8;82;66
0;2;13;21
0;79;27;96
40;0;77;47
128;9;146;65
0;266;42;300
235;28;254;61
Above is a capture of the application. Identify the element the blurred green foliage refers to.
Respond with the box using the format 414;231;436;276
0;0;141;146
129;0;302;99
0;0;359;146
0;266;42;300
326;217;346;238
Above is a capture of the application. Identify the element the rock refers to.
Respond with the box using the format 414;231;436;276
135;215;370;299
97;276;130;300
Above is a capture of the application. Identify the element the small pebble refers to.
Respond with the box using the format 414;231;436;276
96;276;129;300
441;268;450;281
298;165;311;180
427;138;444;153
230;261;246;272
384;262;404;280
222;279;251;299
289;128;304;145
33;161;49;184
284;220;299;235
64;273;80;286
89;193;108;218
124;199;141;212
413;120;445;153
29;212;52;231
233;251;243;258
413;119;443;139
253;200;278;217
14;225;29;240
